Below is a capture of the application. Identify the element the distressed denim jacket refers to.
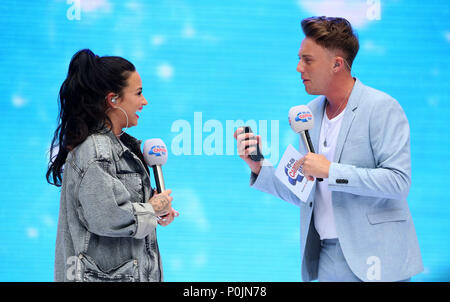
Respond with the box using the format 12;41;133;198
54;130;163;282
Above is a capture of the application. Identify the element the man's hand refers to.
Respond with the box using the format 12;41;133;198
298;152;331;181
234;127;263;175
148;189;173;217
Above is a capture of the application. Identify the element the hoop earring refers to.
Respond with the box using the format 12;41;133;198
106;106;129;136
115;106;129;136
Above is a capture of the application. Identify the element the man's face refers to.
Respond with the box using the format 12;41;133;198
297;37;335;95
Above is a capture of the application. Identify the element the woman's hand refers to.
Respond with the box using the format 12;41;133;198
148;189;173;217
158;208;180;226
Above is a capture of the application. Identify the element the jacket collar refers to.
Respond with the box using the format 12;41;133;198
97;128;153;205
308;77;365;162
333;77;364;162
102;128;142;158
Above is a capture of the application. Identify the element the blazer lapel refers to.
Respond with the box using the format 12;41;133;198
334;78;364;163
309;96;326;153
300;96;326;202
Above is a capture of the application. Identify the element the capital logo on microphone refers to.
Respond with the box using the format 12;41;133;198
284;158;304;185
148;145;167;157
295;111;312;123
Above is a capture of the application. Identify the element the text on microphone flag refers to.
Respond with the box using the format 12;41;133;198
295;111;313;123
148;145;167;157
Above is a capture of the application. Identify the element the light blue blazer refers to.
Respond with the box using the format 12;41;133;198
251;78;423;282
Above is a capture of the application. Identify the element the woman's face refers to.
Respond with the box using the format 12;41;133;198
114;71;148;129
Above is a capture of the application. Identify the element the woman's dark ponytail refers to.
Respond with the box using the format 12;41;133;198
46;49;135;186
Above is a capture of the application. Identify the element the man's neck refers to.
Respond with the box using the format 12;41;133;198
325;76;355;118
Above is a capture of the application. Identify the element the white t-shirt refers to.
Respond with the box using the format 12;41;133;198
313;105;346;240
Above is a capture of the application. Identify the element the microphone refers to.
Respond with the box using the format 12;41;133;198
288;105;323;182
143;138;168;193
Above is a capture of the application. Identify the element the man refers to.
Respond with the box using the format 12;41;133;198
234;16;423;282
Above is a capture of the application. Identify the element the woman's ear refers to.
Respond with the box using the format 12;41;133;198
105;93;119;108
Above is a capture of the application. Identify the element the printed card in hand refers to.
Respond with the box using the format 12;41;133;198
275;144;315;202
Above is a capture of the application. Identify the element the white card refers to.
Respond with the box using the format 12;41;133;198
275;144;315;203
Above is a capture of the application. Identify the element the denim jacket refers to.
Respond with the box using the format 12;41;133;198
54;130;163;282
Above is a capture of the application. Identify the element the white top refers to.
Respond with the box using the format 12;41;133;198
313;105;346;240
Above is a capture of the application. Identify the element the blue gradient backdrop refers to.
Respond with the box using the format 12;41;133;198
0;0;449;281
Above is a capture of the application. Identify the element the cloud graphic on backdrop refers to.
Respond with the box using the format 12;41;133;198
12;95;26;108
361;40;386;55
445;31;450;43
151;35;166;46
80;0;111;13
297;0;381;28
156;63;174;81
182;24;196;39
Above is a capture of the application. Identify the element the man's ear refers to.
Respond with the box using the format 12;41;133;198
333;56;346;72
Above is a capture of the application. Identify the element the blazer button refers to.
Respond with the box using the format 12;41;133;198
309;202;312;208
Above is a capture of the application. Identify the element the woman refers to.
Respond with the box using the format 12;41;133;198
47;49;177;282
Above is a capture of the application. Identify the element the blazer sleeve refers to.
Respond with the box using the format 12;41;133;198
250;160;303;207
77;159;158;239
328;97;411;200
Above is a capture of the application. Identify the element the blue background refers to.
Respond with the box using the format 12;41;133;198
0;0;449;281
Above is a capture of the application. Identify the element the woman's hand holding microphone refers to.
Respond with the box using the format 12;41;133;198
148;189;179;226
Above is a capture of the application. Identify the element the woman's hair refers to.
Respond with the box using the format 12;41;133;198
301;16;359;68
46;49;135;186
